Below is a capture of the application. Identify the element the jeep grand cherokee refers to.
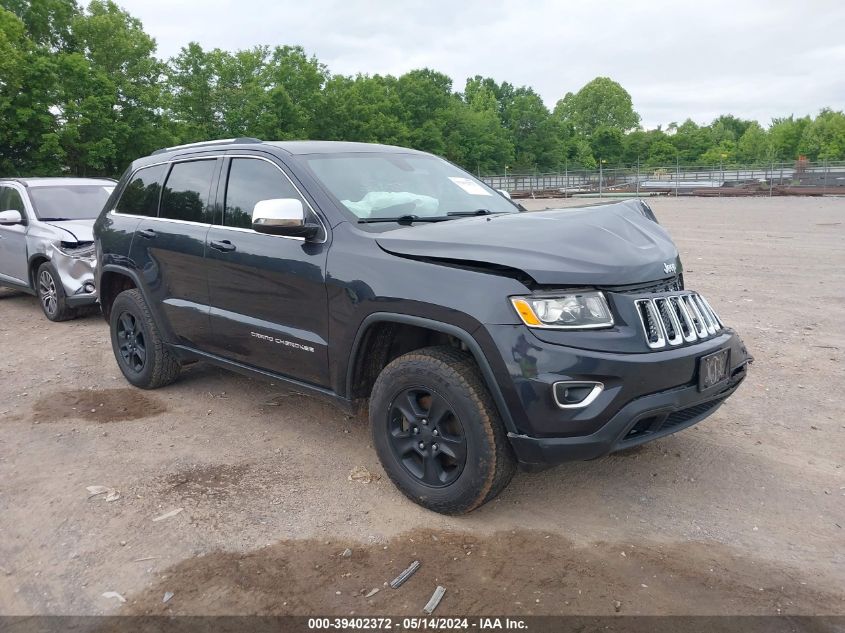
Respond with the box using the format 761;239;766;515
94;139;751;514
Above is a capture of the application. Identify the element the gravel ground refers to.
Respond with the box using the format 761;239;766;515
0;196;843;616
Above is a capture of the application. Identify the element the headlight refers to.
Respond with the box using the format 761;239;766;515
57;241;96;258
510;291;614;329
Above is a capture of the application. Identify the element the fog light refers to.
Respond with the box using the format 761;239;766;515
553;381;604;409
83;282;95;293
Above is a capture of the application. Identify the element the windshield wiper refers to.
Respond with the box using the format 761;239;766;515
446;209;502;217
358;214;454;225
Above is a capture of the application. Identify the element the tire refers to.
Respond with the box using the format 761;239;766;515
36;261;76;322
109;288;181;389
370;346;516;514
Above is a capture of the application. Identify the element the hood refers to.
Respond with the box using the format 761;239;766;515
374;199;681;286
43;219;95;243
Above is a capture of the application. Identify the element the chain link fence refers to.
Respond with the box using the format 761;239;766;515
481;160;845;198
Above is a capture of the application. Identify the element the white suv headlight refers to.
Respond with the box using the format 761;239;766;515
510;292;614;329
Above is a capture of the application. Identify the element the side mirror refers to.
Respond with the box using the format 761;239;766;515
0;210;23;225
497;189;511;200
252;198;320;239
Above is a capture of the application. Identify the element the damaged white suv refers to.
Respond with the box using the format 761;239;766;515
0;177;115;321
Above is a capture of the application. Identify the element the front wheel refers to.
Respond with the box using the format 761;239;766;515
109;288;181;389
369;346;516;514
36;262;76;321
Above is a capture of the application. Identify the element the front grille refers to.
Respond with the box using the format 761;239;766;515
622;398;723;443
635;292;723;349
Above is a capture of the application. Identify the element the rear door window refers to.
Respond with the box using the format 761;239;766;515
160;160;217;224
116;164;167;217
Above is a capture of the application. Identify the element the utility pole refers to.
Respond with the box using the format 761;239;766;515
675;154;680;197
564;158;568;197
599;159;603;198
769;160;774;196
636;156;640;198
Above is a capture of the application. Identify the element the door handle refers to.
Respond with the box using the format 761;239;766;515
209;239;236;253
138;228;157;239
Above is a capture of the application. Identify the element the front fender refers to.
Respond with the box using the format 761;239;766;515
344;312;520;435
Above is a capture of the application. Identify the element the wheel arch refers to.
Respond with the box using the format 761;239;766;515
346;313;518;434
27;253;51;289
98;265;140;320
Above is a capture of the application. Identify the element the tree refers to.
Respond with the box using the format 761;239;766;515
710;114;753;143
671;119;712;164
314;74;409;145
554;77;640;136
736;122;773;164
266;45;328;139
2;0;77;49
395;69;453;154
589;125;624;165
2;1;843;179
0;7;61;175
444;91;513;173
700;140;737;166
798;109;845;161
769;115;810;161
64;0;171;174
502;88;562;171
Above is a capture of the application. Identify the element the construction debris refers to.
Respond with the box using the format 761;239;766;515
87;485;120;502
152;508;183;522
423;586;446;614
101;591;126;603
389;560;420;589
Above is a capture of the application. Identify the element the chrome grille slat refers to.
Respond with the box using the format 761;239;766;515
699;295;723;328
682;294;708;338
670;296;698;342
654;297;683;345
690;294;716;334
634;292;722;349
635;299;665;349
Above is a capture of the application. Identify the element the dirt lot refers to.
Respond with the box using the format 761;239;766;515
0;197;843;616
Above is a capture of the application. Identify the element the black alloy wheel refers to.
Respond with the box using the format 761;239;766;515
116;310;147;374
387;387;467;487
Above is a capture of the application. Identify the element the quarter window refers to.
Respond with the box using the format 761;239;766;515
223;158;304;229
116;164;167;217
160;160;217;223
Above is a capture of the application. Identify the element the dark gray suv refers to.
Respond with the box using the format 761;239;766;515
95;139;751;514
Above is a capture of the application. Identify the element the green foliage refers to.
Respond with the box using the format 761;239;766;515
1;3;844;178
736;122;773;164
798;109;845;161
554;77;640;136
769;116;810;161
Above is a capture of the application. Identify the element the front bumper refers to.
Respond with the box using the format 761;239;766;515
51;245;97;306
483;324;751;469
508;365;747;469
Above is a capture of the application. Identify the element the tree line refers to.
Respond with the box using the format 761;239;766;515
2;0;845;179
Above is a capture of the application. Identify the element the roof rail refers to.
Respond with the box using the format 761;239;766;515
151;137;262;156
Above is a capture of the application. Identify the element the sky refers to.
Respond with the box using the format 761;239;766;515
117;0;845;129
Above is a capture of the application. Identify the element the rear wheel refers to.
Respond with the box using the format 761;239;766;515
370;346;516;514
36;261;76;322
109;289;181;389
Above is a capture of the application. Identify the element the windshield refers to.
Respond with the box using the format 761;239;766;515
29;184;114;220
303;153;517;221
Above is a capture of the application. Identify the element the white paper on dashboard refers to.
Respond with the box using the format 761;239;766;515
448;177;492;196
